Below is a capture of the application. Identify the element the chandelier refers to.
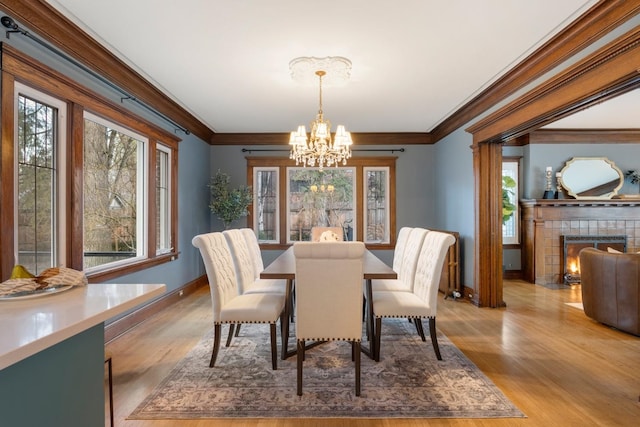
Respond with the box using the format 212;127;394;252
289;58;353;171
310;184;334;193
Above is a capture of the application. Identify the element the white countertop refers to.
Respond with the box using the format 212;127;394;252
0;283;165;370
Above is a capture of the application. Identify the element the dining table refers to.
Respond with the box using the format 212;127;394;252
260;245;397;360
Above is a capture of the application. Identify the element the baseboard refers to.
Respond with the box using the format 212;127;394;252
104;275;208;343
503;270;522;280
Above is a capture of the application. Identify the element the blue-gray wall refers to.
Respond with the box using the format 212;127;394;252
434;128;476;287
210;144;439;267
524;143;640;198
0;16;213;313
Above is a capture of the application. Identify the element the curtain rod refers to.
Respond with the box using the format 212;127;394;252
241;148;405;153
1;15;190;135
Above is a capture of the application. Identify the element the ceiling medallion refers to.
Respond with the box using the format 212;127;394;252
289;56;352;86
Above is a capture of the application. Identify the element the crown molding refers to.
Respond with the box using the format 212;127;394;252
2;1;638;146
210;132;432;145
0;0;213;142
431;0;640;143
529;128;640;144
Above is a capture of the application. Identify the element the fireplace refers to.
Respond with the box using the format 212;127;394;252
561;235;626;284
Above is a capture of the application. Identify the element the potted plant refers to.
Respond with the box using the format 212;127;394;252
209;170;253;229
625;170;640;185
502;175;517;224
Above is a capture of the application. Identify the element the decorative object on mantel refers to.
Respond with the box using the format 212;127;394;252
559;157;623;199
542;166;555;199
554;172;565;199
289;56;353;171
208;170;253;229
625;170;640;185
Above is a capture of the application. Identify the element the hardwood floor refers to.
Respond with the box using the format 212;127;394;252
105;280;640;426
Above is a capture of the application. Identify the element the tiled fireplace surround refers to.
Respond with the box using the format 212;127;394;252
521;199;640;286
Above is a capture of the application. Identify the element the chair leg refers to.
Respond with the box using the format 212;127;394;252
225;324;235;347
429;317;442;360
414;318;427;341
290;281;296;323
209;324;222;367
354;341;361;396
104;353;114;427
297;340;304;396
234;324;241;337
270;323;278;370
374;317;382;362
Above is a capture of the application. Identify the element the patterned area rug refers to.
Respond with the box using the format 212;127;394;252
129;319;524;419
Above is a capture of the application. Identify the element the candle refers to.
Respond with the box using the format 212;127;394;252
546;166;552;172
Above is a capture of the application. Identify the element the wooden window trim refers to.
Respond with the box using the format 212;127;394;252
0;44;180;282
246;156;397;250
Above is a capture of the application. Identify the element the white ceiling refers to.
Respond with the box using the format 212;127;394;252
44;0;603;134
544;89;639;129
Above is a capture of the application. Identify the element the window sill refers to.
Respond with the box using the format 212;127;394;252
86;252;179;283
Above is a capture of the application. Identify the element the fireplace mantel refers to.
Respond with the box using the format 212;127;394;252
521;199;640;285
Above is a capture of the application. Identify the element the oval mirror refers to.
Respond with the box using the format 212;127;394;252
560;157;623;199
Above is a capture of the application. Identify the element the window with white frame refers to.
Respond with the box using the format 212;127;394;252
502;159;520;245
83;112;147;272
156;145;172;254
15;85;67;274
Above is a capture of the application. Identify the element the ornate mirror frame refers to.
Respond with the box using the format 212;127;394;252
560;157;624;199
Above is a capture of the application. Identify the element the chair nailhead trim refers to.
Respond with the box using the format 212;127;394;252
216;320;275;324
375;315;435;319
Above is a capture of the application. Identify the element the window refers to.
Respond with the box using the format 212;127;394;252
15;85;67;274
248;157;396;249
83;112;147;272
156;145;172;255
287;167;356;242
1;48;180;281
364;167;390;244
253;167;279;243
502;159;520;245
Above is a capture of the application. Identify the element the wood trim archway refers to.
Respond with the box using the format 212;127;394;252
466;25;640;307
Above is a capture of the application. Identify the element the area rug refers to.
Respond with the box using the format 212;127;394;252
129;319;525;419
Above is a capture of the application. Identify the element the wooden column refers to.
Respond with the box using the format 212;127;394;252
472;140;505;308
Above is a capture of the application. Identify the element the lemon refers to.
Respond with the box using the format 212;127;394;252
10;264;35;279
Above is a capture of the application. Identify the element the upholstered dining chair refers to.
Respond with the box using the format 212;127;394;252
311;226;344;242
222;229;287;343
371;227;428;293
240;228;266;280
372;230;455;362
293;241;365;396
192;232;286;369
223;229;286;295
392;226;414;272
